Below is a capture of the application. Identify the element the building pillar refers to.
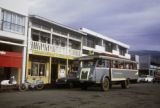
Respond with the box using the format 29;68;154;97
25;20;31;83
21;46;27;83
21;16;28;83
116;45;119;51
102;39;104;46
49;57;52;83
80;36;83;56
67;33;69;55
65;59;68;77
50;28;53;44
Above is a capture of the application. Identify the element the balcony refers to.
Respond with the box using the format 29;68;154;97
29;41;81;57
112;50;120;55
125;53;131;59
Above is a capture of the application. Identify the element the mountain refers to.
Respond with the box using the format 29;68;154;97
129;50;160;57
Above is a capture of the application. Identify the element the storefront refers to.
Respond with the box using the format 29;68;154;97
0;51;22;84
26;53;77;85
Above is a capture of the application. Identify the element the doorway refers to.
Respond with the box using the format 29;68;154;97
0;67;11;82
51;64;58;84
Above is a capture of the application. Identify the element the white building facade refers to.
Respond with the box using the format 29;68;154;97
0;0;28;83
26;15;85;84
80;28;131;59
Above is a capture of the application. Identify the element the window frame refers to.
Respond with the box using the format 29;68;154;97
1;9;25;35
31;62;46;76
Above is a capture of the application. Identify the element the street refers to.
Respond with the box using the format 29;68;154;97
0;83;160;108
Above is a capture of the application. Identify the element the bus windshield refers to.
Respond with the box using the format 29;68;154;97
82;60;96;68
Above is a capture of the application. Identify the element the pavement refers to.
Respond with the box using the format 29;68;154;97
0;83;160;108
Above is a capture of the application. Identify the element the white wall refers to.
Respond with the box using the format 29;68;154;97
0;0;28;16
0;0;28;83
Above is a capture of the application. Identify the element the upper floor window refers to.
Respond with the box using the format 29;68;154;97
1;10;25;35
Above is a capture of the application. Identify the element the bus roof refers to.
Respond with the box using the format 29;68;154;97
76;55;137;63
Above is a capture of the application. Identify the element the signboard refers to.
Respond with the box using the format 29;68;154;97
32;50;75;60
0;51;22;68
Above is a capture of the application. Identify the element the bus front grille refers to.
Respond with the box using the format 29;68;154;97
81;71;88;80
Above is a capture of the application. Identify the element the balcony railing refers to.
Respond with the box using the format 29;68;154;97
30;41;81;57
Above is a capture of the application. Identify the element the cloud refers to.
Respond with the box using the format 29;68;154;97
27;0;160;51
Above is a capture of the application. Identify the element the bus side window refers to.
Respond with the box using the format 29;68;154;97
112;60;118;68
97;59;105;67
125;63;129;69
129;63;133;69
133;63;137;70
105;60;110;68
118;61;124;69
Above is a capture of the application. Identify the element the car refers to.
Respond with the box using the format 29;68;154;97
153;71;160;83
55;72;80;88
137;75;153;83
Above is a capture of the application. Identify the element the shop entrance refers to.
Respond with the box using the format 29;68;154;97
51;64;58;84
0;67;11;82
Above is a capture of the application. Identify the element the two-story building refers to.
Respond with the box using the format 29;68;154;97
26;16;132;85
0;0;28;84
80;28;131;59
26;15;85;84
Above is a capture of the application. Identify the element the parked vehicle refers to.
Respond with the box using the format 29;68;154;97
19;78;44;91
0;76;18;90
137;75;153;83
55;60;80;88
153;70;160;83
77;55;138;91
55;71;80;88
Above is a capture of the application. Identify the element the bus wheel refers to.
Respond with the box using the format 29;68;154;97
121;79;129;89
101;77;110;91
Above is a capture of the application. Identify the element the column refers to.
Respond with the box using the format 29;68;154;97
67;33;69;55
80;35;83;56
21;16;29;83
49;57;52;83
21;46;27;83
66;59;69;76
101;39;104;46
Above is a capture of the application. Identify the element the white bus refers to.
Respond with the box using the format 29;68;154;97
77;55;138;91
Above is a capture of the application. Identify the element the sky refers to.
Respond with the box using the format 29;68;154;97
27;0;160;51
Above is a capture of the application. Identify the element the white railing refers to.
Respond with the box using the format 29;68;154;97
112;50;120;55
50;45;67;55
30;41;80;57
69;48;81;57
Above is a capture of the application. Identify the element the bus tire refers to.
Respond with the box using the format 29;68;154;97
101;77;110;91
121;79;129;89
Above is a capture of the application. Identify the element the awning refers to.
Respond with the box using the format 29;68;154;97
0;51;22;68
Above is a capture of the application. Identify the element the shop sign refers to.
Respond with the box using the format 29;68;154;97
32;50;75;60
